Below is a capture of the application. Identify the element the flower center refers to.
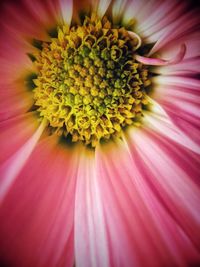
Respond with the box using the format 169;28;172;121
33;13;150;147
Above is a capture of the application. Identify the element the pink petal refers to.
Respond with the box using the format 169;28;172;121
59;0;73;25
152;77;200;146
135;44;186;66
126;128;200;249
137;0;188;41
0;0;60;41
112;0;128;23
154;57;200;76
74;148;110;267
155;32;200;60
148;8;200;55
92;0;112;18
95;141;200;266
152;32;200;75
0;118;46;202
0;136;77;267
153;75;200;90
160;103;200;147
143;101;200;154
0;113;39;164
0;28;36;119
122;0;158;26
0;83;33;121
0;25;34;87
136;55;167;65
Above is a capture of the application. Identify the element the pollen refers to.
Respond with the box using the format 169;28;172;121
33;13;150;147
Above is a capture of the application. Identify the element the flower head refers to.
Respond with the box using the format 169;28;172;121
32;13;150;146
0;0;200;267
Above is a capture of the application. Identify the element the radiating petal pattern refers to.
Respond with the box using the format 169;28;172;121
0;0;199;267
143;101;200;154
152;75;200;148
0;137;77;267
0;0;60;40
95;140;200;267
126;127;200;249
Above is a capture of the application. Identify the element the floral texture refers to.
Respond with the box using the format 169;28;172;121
0;0;200;267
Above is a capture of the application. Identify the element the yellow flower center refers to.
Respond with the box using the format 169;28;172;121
33;13;150;147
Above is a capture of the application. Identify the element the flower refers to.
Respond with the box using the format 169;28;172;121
0;0;200;266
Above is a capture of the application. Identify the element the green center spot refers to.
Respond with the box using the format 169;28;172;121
33;13;150;147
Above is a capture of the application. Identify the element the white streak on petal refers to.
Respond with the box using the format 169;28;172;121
112;0;128;23
153;57;200;76
92;0;111;18
122;0;146;25
148;10;199;55
131;130;200;225
59;0;73;25
0;119;47;202
74;149;109;267
143;98;200;154
137;1;188;39
153;75;200;90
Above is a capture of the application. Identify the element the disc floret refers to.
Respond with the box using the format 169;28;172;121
33;13;150;146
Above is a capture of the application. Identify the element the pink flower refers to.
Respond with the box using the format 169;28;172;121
0;0;200;267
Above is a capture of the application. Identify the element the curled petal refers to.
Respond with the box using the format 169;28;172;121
128;31;142;50
0;136;77;267
135;44;186;65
